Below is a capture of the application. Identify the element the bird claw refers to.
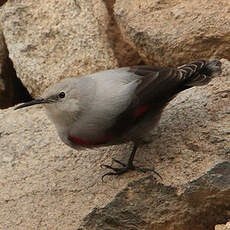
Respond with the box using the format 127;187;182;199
111;158;127;167
135;167;162;180
101;159;162;182
100;164;122;172
101;166;128;182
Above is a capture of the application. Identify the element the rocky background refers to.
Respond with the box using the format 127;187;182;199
0;0;229;229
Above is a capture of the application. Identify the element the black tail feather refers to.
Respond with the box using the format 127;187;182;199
178;59;222;87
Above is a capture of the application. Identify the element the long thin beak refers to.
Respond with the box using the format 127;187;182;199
14;98;48;110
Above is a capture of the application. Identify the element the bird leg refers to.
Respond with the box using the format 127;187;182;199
101;144;162;181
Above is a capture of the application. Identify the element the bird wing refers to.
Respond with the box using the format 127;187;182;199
105;65;181;138
107;59;219;138
70;65;180;142
69;60;216;144
69;68;141;141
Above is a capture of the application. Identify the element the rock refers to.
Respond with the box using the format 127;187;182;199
0;0;118;97
0;0;6;7
0;27;32;108
103;0;143;67
215;222;230;230
114;0;230;66
0;59;229;229
79;162;230;230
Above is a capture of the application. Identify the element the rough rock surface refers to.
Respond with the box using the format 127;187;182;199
103;0;143;67
0;0;118;97
79;163;230;230
114;0;230;66
0;59;229;229
216;222;230;230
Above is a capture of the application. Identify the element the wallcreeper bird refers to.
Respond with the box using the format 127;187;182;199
15;60;222;180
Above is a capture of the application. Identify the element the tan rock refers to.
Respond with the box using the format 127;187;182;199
114;0;230;66
0;59;229;229
216;222;230;230
0;0;118;97
103;0;143;67
79;163;230;230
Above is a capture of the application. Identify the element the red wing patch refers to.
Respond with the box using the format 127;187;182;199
68;135;111;146
68;136;89;146
134;105;149;119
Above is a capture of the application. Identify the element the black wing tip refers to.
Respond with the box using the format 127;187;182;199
205;59;222;76
178;59;222;87
188;59;222;76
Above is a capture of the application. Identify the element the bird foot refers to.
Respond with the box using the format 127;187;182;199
101;158;162;182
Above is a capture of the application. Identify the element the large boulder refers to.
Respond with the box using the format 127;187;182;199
0;0;118;97
114;0;230;66
0;59;229;229
79;164;230;230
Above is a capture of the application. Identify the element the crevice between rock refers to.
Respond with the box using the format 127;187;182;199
0;32;33;109
103;0;145;67
0;0;7;7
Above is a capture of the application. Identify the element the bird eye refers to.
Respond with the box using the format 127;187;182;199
58;92;65;98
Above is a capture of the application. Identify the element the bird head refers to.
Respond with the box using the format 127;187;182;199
15;78;81;129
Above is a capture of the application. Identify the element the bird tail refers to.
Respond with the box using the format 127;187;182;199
178;59;222;87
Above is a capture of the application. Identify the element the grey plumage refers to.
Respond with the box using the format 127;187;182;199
15;59;222;179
